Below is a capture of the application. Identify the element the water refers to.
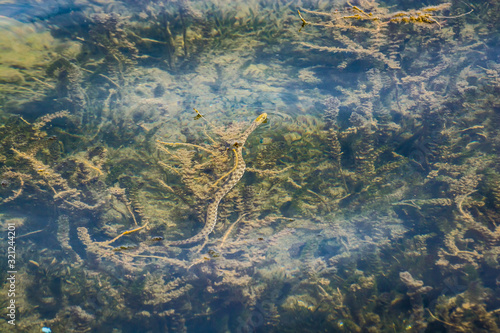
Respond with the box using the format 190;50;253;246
0;0;499;332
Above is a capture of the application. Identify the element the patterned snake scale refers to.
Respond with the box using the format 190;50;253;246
166;113;267;246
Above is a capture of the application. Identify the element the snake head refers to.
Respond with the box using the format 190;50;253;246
255;113;268;124
226;140;242;149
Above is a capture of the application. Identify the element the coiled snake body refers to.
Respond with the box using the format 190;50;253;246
166;113;267;246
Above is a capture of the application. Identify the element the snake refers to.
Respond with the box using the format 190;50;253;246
165;113;268;246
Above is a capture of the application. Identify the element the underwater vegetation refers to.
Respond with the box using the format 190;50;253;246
0;0;500;332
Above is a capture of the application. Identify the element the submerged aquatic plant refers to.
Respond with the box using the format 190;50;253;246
296;2;472;70
1;0;500;331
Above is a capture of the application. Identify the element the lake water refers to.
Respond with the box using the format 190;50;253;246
0;0;499;332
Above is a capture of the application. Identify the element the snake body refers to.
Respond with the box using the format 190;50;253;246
166;113;267;246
